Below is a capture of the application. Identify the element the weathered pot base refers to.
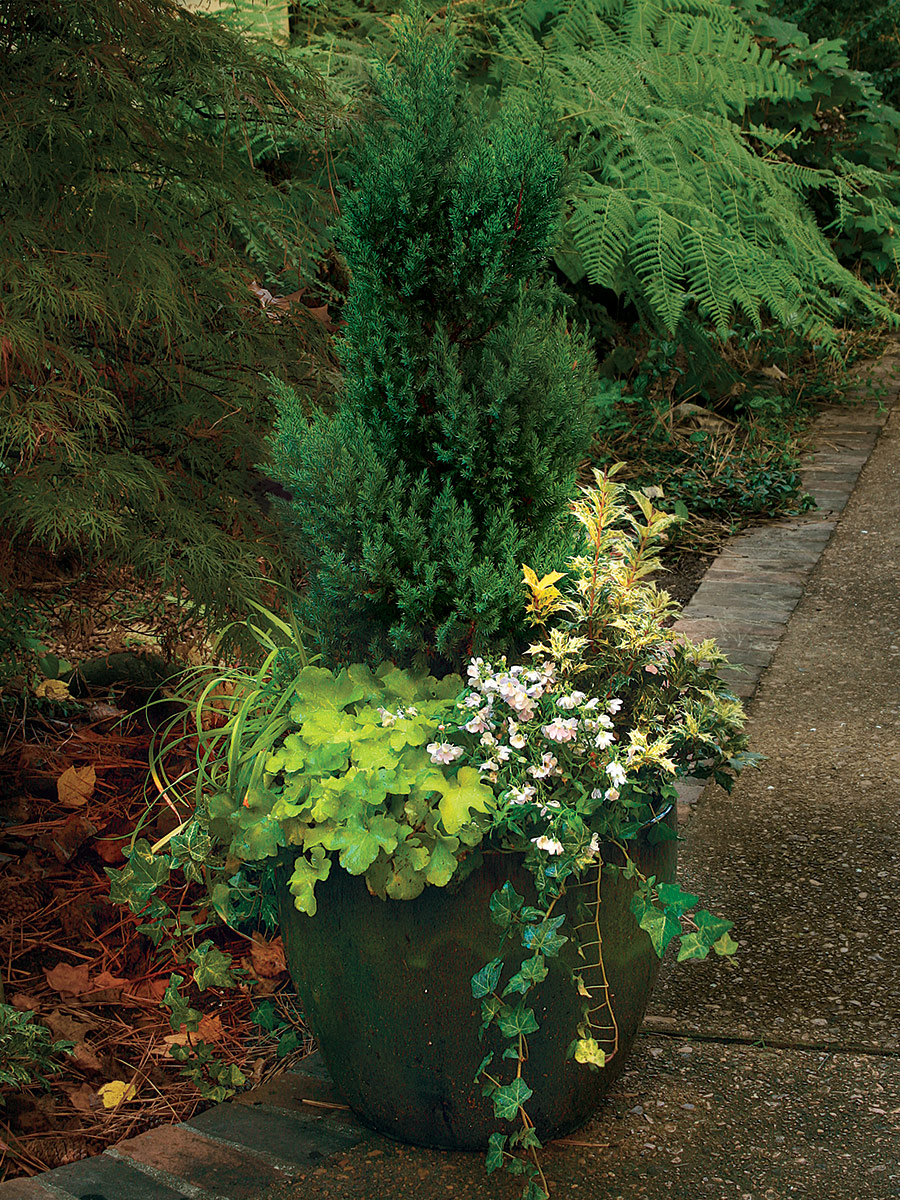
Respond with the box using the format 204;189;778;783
276;839;676;1151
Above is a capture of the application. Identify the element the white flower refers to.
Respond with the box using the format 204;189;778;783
606;761;627;787
466;658;484;681
496;744;511;762
556;691;586;710
465;708;493;734
607;698;624;715
585;832;602;860
584;697;600;711
606;787;620;802
464;693;483;708
480;730;498;747
378;707;397;727
507;785;536;805
593;730;614;750
529;752;559;780
479;759;500;774
590;787;604;800
598;714;614;729
531;835;565;856
542;717;579;743
405;706;418;717
427;742;464;765
507;720;527;750
539;799;562;816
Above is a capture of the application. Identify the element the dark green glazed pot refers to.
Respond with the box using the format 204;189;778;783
276;833;676;1150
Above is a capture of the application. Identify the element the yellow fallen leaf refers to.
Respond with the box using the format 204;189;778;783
36;678;72;701
98;1080;137;1109
57;764;96;807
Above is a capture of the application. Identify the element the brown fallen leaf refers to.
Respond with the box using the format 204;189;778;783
44;1010;97;1043
86;970;127;1004
10;992;41;1011
94;834;128;864
37;814;97;863
127;977;169;1004
57;765;96;808
163;1012;224;1048
45;962;93;997
72;1042;102;1072
249;933;287;980
35;679;72;701
66;1083;100;1114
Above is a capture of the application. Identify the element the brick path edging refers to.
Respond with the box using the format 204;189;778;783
2;354;897;1200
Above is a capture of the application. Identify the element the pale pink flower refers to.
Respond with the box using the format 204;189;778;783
427;742;464;765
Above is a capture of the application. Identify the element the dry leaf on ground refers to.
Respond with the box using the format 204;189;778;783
87;971;127;1004
66;1084;100;1114
44;962;93;997
162;1012;224;1048
56;765;96;808
98;1081;137;1109
37;814;97;863
249;934;286;980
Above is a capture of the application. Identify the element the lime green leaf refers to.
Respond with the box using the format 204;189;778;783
293;665;368;712
330;814;399;875
471;958;504;999
502;954;547;996
189;941;236;991
491;1077;533;1121
288;847;331;915
423;837;459;887
497;1002;540;1038
573;1037;606;1067
713;931;738;956
230;815;284;861
434;767;494;836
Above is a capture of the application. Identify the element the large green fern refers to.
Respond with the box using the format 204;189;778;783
492;0;897;347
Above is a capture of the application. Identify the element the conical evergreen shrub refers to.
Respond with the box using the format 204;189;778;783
268;20;595;672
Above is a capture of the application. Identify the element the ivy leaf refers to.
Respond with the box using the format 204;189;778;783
677;910;735;961
497;1002;540;1038
491;1077;533;1121
471;958;504;999
573;1037;606;1068
485;1131;507;1174
713;931;738;956
657;882;699;914
502;954;548;996
522;915;568;958
162;974;200;1033
189;941;236;991
490;881;524;931
631;893;681;958
481;995;503;1030
475;1051;494;1080
522;1180;550;1200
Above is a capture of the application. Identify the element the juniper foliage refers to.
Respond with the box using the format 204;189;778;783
268;22;595;671
0;0;336;627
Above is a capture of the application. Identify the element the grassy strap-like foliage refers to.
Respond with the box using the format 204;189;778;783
0;0;335;627
268;20;595;671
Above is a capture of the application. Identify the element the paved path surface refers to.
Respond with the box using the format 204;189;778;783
3;349;899;1200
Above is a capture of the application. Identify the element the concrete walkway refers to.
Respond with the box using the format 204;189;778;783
3;350;899;1200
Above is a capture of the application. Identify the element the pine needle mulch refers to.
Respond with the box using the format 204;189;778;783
0;702;311;1183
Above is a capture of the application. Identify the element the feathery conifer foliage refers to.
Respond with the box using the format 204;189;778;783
268;20;595;671
493;0;897;349
0;0;336;627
